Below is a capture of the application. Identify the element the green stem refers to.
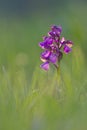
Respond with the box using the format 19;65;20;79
57;65;61;84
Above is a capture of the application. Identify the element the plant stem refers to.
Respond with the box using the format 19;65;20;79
57;65;61;85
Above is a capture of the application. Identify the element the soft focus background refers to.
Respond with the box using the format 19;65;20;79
0;0;87;130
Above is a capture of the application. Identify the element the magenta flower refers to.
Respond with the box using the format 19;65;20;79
39;25;73;71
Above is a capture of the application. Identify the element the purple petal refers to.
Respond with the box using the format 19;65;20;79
48;31;56;38
49;53;57;63
43;36;53;45
39;37;53;49
41;50;51;59
40;50;51;62
46;37;53;45
39;41;50;49
48;25;62;42
39;42;45;49
40;62;50;71
51;25;62;35
63;45;72;54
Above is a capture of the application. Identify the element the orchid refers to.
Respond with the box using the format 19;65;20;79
39;25;73;71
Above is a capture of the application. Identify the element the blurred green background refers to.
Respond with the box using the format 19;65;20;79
0;0;87;130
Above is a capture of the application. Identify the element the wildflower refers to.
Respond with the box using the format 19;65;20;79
39;25;73;71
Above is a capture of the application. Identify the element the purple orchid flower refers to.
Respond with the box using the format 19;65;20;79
39;25;73;71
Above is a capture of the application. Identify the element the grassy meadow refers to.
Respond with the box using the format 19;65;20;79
0;3;87;130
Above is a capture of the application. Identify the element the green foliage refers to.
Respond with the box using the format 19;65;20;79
0;46;87;130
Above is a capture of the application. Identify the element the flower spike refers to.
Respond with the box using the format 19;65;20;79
39;25;73;71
